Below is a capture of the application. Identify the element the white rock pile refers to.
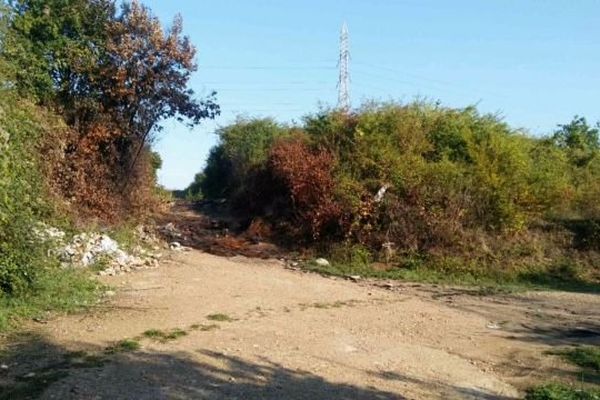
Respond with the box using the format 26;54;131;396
59;232;161;276
34;224;164;276
32;224;66;242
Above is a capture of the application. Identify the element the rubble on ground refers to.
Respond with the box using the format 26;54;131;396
34;224;169;276
314;258;331;267
59;232;162;276
169;241;191;252
32;222;66;242
135;224;162;248
159;222;183;240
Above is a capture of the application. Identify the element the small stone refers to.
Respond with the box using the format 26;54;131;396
314;258;330;267
104;290;116;297
0;364;8;370
348;275;361;282
24;372;36;379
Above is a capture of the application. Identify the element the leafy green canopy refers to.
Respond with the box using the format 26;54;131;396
195;118;291;200
0;91;56;295
4;0;219;136
2;0;220;220
4;0;114;107
197;103;600;247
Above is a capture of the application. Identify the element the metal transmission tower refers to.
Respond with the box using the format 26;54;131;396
337;22;350;112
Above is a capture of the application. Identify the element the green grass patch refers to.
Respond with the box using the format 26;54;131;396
190;323;220;332
299;300;360;311
107;224;139;252
206;313;234;322
525;383;600;400
142;329;164;339
302;256;600;294
0;268;102;332
554;346;600;372
89;254;113;272
104;339;140;354
142;328;188;343
65;351;106;368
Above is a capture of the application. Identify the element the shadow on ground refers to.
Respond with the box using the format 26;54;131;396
369;370;515;400
1;334;405;400
0;333;524;400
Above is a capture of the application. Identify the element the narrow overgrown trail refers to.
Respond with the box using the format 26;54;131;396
2;208;600;399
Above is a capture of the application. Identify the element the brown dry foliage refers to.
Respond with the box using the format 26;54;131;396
269;139;344;240
378;188;468;252
45;1;216;223
45;120;160;223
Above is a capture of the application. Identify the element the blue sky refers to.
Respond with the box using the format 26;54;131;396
142;0;600;189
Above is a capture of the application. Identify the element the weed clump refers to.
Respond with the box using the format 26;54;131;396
526;383;600;400
554;346;600;373
206;313;235;322
143;328;188;343
105;339;140;354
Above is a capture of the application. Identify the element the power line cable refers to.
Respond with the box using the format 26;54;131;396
198;81;331;85
214;88;332;92
198;65;336;70
353;63;508;100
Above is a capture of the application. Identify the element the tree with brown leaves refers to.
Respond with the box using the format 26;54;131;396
101;1;219;160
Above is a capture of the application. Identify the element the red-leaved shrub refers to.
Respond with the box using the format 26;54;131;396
269;139;343;240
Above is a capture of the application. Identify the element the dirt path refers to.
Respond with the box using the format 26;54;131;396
3;249;600;399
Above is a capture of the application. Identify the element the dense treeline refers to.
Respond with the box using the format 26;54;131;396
188;104;600;285
3;0;218;220
0;0;215;322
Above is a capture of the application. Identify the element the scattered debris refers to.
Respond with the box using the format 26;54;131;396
374;184;391;203
33;224;169;276
285;260;301;271
486;323;501;330
32;222;66;242
348;275;362;282
169;241;191;252
160;223;183;240
135;225;161;246
58;232;159;276
314;258;330;267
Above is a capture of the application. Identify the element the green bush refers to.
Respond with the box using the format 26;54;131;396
201;118;291;200
0;90;103;330
0;91;53;296
557;346;600;372
526;383;600;400
190;102;600;284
